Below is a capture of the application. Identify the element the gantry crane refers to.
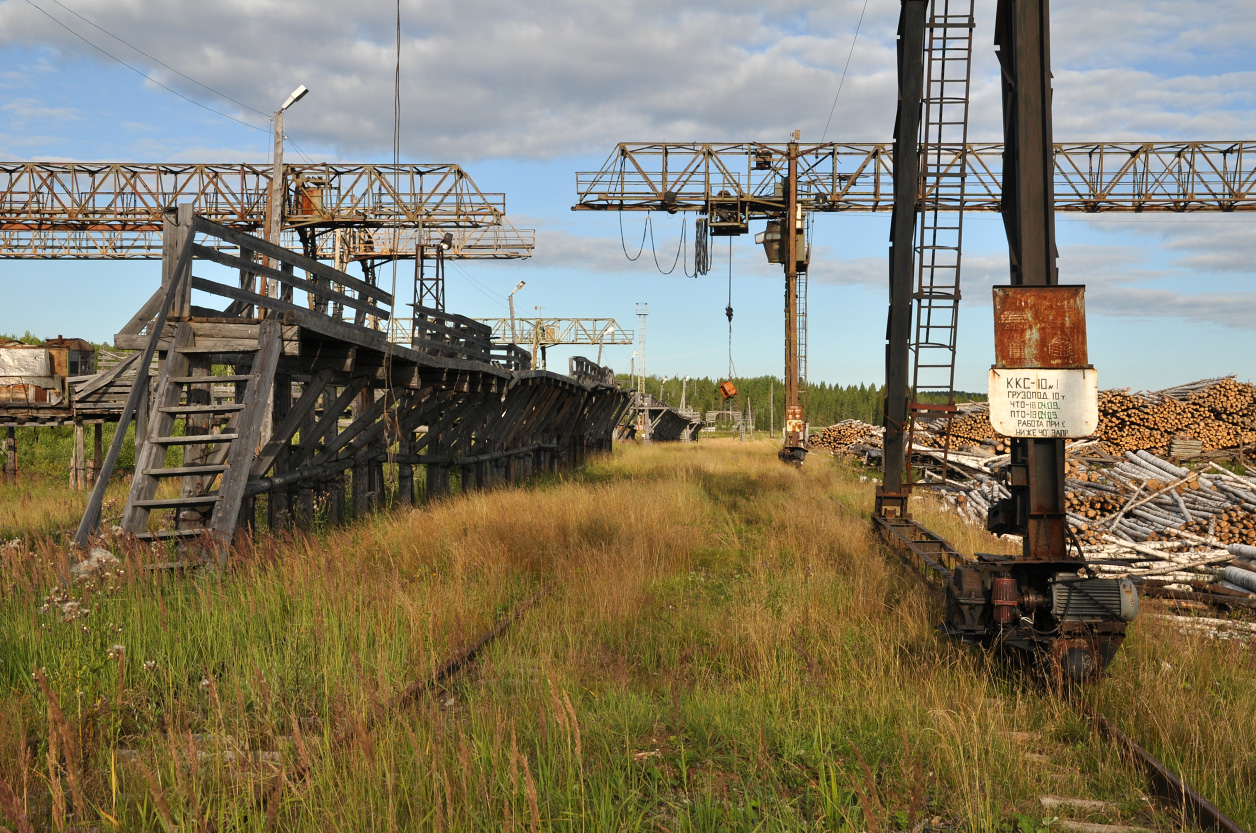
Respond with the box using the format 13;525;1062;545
573;139;1256;463
0;161;535;322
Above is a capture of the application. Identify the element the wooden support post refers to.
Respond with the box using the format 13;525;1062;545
353;459;370;516
90;423;102;487
296;381;316;528
398;432;414;505
3;427;14;480
72;421;86;490
426;463;448;501
269;374;293;529
135;377;149;450
330;473;345;525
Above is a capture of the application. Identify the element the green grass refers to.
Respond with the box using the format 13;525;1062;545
0;439;1251;831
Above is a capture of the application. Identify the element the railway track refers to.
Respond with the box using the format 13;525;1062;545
876;514;1250;833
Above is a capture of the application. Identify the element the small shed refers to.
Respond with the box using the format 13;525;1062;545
41;336;96;378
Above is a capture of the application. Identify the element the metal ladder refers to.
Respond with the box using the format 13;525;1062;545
120;321;281;563
796;267;808;414
908;0;975;484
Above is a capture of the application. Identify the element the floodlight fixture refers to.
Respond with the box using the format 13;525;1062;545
281;85;310;111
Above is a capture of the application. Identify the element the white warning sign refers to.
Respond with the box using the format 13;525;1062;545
988;368;1099;439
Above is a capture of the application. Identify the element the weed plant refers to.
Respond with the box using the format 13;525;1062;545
0;440;1251;831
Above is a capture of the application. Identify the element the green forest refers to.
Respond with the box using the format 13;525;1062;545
615;374;986;430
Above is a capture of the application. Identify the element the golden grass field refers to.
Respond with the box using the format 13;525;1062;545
0;438;1252;831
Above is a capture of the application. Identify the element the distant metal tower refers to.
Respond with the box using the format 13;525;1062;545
635;303;650;442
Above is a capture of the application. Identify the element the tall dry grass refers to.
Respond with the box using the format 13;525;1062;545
0;438;1249;831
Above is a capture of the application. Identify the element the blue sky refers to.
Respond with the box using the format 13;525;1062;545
1;0;1253;393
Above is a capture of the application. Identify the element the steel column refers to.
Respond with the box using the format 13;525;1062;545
881;0;929;513
995;0;1068;560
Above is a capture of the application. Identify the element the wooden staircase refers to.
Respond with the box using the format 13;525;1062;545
120;320;281;564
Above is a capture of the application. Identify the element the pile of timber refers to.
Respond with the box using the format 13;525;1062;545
910;376;1256;458
924;443;1256;608
808;419;883;451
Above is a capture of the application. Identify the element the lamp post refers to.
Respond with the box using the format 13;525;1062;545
596;323;614;365
266;85;309;298
508;280;526;344
660;376;670;403
681;375;690;412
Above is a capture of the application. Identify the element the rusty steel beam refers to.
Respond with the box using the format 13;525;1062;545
574;141;1256;215
0;162;535;260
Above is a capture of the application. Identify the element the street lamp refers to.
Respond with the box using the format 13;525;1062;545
681;375;691;412
596;322;614;365
267;85;310;295
508;280;526;344
661;376;670;403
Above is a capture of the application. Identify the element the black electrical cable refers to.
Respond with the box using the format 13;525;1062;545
649;216;686;275
22;0;268;132
822;0;870;141
619;210;649;261
47;0;270;118
726;236;737;380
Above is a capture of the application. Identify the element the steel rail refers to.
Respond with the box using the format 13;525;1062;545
1080;702;1249;833
873;516;1249;832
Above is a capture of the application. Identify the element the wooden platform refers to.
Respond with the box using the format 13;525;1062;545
74;206;631;562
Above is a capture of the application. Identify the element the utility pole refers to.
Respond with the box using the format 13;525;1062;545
635;303;650;442
770;380;775;438
266;86;309;301
780;132;807;464
508;281;526;343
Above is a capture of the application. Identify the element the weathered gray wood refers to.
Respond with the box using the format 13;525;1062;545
209;319;282;565
73;352;139;399
118;322;194;535
250;368;333;477
192;244;387;319
178;354;213;532
74;265;183;546
290;378;368;466
71;422;85;490
191;276;307;318
171;205;195;319
90;423;102;487
268;371;293;530
193;215;392;305
118;287;167;336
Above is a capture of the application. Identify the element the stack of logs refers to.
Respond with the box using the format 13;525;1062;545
907;376;1255;458
808;420;883;451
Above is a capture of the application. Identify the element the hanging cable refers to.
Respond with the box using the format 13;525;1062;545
693;217;711;276
726;236;737;380
619;210;649;261
649;216;686;275
821;0;870;141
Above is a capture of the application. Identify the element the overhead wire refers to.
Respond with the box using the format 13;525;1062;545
821;0;870;141
22;0;269;132
45;0;270;118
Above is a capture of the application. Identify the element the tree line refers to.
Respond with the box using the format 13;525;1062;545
616;374;985;430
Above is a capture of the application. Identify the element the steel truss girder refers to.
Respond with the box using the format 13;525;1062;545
0;162;535;259
472;317;635;346
574;141;1256;215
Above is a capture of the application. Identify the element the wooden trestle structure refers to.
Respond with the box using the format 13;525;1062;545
75;205;631;564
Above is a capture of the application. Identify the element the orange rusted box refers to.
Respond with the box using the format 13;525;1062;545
992;285;1088;369
718;380;737;399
